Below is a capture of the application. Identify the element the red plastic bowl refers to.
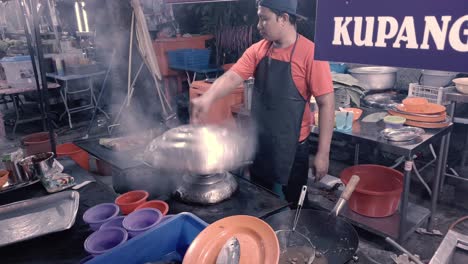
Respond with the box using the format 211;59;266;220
340;164;403;218
135;200;169;216
115;190;149;215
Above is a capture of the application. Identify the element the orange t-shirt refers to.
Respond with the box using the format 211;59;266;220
230;34;333;141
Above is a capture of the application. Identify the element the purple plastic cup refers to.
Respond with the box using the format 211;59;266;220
83;203;120;231
122;208;163;238
84;227;128;256
100;216;125;230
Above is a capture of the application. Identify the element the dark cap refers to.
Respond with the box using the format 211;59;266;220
258;0;307;20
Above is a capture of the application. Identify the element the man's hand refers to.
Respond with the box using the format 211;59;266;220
313;152;329;181
190;94;214;124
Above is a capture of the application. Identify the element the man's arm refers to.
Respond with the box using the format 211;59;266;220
203;70;244;102
191;43;259;123
314;92;335;179
316;92;334;154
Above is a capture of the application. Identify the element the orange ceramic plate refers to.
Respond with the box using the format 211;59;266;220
396;103;446;115
183;215;279;264
388;110;447;122
405;119;451;129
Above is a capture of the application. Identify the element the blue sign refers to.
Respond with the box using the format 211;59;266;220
314;0;468;73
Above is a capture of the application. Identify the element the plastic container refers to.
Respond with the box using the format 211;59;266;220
340;164;404;217
167;49;211;70
57;143;90;171
122;208;163;238
0;56;36;86
408;83;455;105
402;97;429;112
86;213;208;264
84;227;128;256
21;132;58;156
384;116;406;129
330;62;348;73
115;190;149;215
83;203;120;231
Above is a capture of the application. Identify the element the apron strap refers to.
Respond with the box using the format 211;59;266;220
266;33;299;62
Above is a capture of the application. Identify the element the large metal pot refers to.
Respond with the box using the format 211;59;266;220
349;66;398;90
143;125;255;175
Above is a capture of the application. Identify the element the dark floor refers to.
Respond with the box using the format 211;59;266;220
1;98;468;264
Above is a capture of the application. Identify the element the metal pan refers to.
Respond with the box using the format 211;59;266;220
0;190;80;247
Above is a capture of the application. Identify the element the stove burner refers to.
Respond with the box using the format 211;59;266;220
173;171;238;205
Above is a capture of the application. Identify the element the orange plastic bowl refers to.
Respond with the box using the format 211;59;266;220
0;170;9;188
402;97;429;112
343;108;363;122
135;200;169;216
115;190;149;215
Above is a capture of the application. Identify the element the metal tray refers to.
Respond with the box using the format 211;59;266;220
380;127;425;142
0;190;80;247
0;179;40;194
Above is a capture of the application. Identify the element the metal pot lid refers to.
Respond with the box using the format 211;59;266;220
143;125;255;175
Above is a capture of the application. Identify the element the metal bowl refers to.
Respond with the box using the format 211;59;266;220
349;66;398;90
143;125;255;175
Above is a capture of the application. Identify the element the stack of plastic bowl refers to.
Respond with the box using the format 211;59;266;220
81;190;171;263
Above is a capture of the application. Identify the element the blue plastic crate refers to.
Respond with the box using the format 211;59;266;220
86;213;208;264
167;49;211;70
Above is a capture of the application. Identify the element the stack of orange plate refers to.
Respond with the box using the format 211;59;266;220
388;97;450;128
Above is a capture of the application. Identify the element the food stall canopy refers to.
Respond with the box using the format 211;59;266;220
314;0;468;73
164;0;238;4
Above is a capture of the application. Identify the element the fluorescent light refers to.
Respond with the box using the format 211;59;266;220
74;1;83;32
81;1;89;32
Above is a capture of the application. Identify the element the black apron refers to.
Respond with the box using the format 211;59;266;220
250;34;307;187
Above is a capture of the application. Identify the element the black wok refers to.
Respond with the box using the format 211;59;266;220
266;175;360;264
266;209;358;264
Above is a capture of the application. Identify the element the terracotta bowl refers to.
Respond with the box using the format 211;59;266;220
135;200;169;216
0;170;9;188
343;108;363;122
115;190;149;215
402;97;429;112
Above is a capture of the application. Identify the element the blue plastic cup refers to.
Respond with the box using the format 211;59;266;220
335;111;347;130
344;112;354;131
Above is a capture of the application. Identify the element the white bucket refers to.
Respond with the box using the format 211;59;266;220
420;70;458;87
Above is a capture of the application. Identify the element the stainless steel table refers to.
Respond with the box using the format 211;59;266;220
46;71;109;128
0;80;60;135
440;91;468;187
310;115;452;242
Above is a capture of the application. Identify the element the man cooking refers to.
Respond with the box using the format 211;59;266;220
191;0;335;203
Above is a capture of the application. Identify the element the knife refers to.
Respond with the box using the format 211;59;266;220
216;236;240;264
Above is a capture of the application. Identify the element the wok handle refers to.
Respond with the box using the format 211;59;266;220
341;175;360;201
